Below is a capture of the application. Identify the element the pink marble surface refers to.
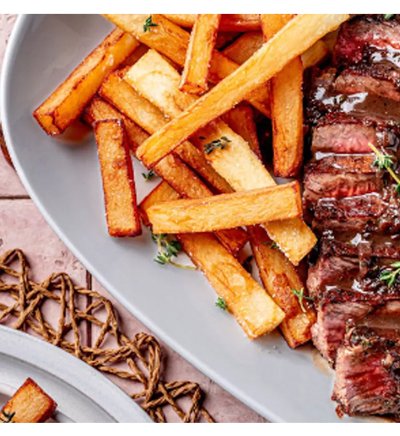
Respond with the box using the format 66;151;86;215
0;14;265;423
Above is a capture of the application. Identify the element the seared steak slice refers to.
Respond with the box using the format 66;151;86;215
312;123;378;154
312;191;400;234
312;289;400;364
335;64;400;103
304;155;381;206
333;323;400;418
335;15;400;65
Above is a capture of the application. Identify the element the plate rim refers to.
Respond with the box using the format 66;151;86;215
0;325;151;423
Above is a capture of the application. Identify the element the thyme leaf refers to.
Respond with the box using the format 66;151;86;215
204;136;231;155
384;14;395;20
143;16;158;32
152;233;196;270
215;297;227;311
292;288;314;313
368;143;400;195
142;169;156;181
379;261;400;287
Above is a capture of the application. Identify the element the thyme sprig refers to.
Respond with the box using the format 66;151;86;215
215;297;227;311
204;136;231;155
379;261;400;287
292;288;314;313
152;233;196;270
367;142;400;194
143;16;158;32
142;169;156;181
0;411;15;423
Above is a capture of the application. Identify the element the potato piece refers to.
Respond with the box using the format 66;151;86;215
98;73;247;255
134;14;348;167
94;119;141;237
222;104;261;159
249;226;316;348
1;378;57;423
180;14;221;95
99;72;232;194
33;29;139;135
270;57;304;177
179;233;285;338
165;14;261;31
103;14;270;116
301;40;329;69
260;14;295;39
125;50;316;265
222;31;263;65
148;182;302;234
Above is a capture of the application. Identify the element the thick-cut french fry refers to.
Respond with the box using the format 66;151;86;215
134;14;348;167
99;72;232;194
179;233;285;338
165;14;261;31
270;57;304;177
148;182;302;234
139;181;179;226
249;226;316;348
98;73;246;255
103;14;270;116
222;104;261;159
223;30;327;72
1;378;57;423
140;184;284;337
222;31;263;64
84;97;149;152
125;50;316;265
180;14;221;95
261;15;304;178
301;40;329;69
94;119;141;237
33;29;139;135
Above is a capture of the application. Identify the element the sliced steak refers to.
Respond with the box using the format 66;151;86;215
334;64;400;103
335;15;400;65
312;191;400;234
304;155;381;207
333;323;400;418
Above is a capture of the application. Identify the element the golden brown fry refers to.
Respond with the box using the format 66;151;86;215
98;73;246;255
165;14;261;31
103;14;270;116
139;181;179;226
222;104;261;159
301;40;329;69
94;119;141;237
180;14;221;95
260;15;304;178
33;29;139;135
134;14;349;167
84;97;149;152
1;378;57;423
270;57;304;177
222;31;263;64
99;72;232;194
249;226;316;348
148;182;302;234
180;233;285;338
260;14;295;39
125;50;316;265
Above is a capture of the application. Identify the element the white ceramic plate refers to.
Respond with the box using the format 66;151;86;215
1;14;360;423
0;325;151;422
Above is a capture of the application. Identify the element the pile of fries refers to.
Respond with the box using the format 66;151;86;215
34;14;349;345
